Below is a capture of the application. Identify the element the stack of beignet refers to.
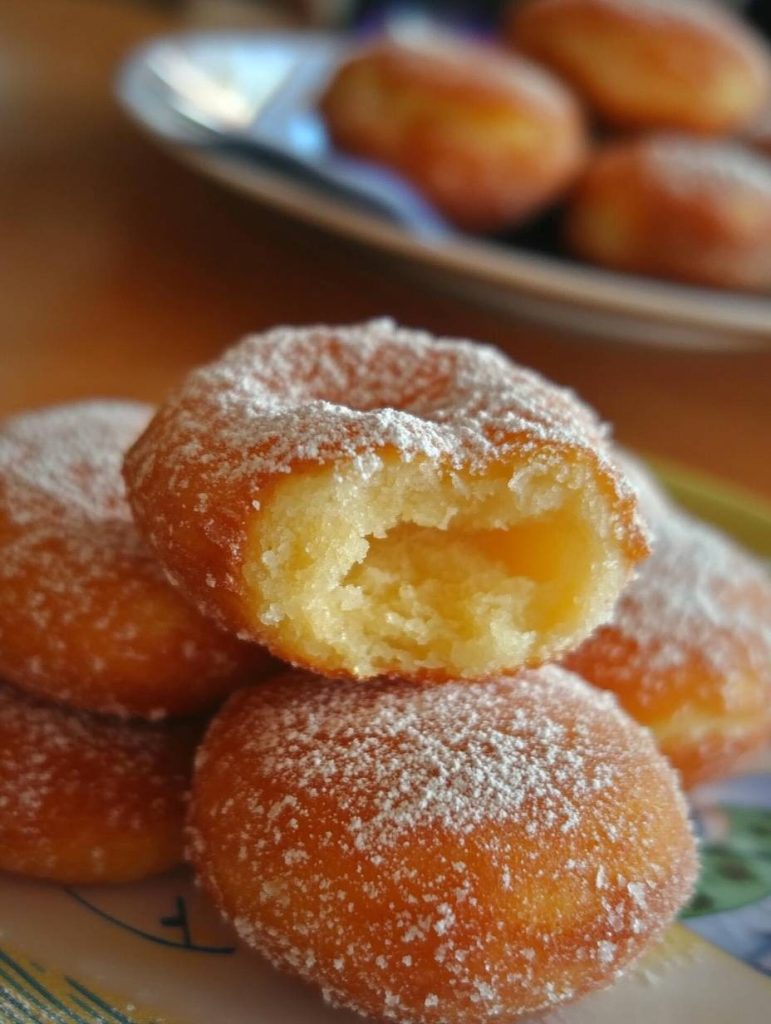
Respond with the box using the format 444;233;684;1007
0;400;273;883
5;320;771;1022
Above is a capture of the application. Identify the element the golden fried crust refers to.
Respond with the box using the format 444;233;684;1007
124;320;649;680
508;0;770;134
189;667;697;1024
319;34;587;230
0;401;273;719
565;135;771;291
0;682;199;883
565;466;771;788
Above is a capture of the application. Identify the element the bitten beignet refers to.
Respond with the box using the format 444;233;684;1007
124;320;648;682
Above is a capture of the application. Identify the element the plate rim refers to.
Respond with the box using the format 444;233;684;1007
648;454;771;557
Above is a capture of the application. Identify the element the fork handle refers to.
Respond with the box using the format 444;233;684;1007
214;135;449;239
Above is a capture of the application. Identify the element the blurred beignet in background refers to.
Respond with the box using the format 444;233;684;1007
565;135;771;291
507;0;770;135
0;682;198;884
189;667;697;1024
0;401;272;719
565;459;771;788
124;320;648;682
319;32;587;231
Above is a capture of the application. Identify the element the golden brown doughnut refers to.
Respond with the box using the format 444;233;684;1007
0;682;198;883
565;135;771;290
0;401;272;719
507;0;770;134
565;468;771;789
124;319;648;683
319;32;587;231
189;667;697;1024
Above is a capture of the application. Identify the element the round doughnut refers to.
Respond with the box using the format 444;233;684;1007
565;135;771;291
0;401;272;719
189;667;697;1024
0;682;198;883
124;319;648;683
507;0;770;134
319;33;587;231
565;474;771;788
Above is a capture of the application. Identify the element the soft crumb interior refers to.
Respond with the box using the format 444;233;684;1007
244;453;626;679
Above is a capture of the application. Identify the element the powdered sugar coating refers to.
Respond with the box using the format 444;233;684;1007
613;450;674;525
190;666;697;1024
565;487;771;786
0;401;269;718
646;136;771;201
0;682;198;883
125;320;647;641
132;319;616;482
0;400;152;528
361;29;580;113
607;514;771;682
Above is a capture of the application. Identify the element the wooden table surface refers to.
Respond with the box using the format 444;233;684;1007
2;0;770;499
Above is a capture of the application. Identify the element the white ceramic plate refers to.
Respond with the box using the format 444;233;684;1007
2;870;770;1024
115;30;771;352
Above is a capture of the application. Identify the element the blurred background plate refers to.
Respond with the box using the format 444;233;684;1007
117;30;771;352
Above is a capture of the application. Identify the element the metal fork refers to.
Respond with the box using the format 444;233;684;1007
143;44;450;239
